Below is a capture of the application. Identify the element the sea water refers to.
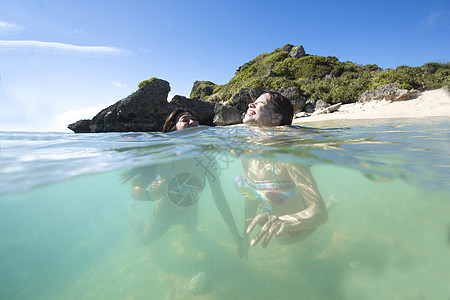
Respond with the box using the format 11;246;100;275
0;119;449;300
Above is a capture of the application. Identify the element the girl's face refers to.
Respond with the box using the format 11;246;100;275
243;93;280;126
175;112;199;131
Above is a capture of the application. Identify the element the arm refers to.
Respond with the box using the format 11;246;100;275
206;171;243;256
130;166;159;201
279;163;328;230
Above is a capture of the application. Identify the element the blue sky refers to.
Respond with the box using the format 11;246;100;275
1;0;449;132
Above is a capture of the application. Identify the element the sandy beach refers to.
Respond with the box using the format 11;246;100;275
293;88;450;125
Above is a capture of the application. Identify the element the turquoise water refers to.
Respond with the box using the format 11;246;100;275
0;119;449;299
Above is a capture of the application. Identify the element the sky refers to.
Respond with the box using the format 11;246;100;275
0;0;449;132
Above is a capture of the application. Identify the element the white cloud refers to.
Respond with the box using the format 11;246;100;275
0;40;130;55
113;81;127;87
0;21;23;32
419;10;450;29
52;103;114;132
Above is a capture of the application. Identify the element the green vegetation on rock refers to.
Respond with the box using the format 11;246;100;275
190;81;218;100
371;63;450;91
138;77;158;89
148;45;450;105
190;44;449;105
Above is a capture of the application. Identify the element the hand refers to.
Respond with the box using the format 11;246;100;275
150;179;166;192
239;234;249;259
246;212;286;247
132;186;150;201
230;232;247;259
149;179;167;200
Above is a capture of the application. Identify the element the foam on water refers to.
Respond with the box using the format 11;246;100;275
0;119;449;299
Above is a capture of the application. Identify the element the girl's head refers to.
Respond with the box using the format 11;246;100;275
243;92;294;126
163;109;199;133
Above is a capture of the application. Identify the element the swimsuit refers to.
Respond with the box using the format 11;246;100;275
167;163;206;208
235;161;315;239
235;161;297;211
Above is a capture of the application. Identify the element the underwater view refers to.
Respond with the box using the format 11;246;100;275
1;118;449;300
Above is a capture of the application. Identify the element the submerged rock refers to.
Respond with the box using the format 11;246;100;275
189;272;207;294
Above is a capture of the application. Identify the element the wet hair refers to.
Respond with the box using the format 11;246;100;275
162;109;194;133
266;91;294;125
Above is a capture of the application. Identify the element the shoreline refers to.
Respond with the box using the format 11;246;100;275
292;88;450;126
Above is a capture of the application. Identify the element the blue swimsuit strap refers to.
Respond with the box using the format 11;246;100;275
245;175;296;191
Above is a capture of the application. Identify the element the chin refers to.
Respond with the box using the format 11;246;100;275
243;114;255;124
243;119;261;127
243;117;253;125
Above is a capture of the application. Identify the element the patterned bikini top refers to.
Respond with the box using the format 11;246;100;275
235;161;297;211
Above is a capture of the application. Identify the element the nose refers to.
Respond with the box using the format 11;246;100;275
248;102;256;108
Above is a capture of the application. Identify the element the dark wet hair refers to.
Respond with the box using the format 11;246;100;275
267;91;294;125
163;109;194;133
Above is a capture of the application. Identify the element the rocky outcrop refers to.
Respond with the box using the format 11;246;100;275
68;79;216;133
230;87;265;113
312;102;342;115
170;95;215;126
88;79;172;133
301;99;333;115
359;83;421;102
213;104;242;126
190;81;217;99
67;119;91;133
314;99;329;111
304;99;316;113
276;86;307;112
289;45;306;58
295;99;346;118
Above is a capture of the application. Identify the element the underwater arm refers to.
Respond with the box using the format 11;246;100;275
207;173;243;256
281;163;328;230
130;166;160;201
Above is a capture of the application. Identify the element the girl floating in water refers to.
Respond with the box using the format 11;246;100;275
124;109;242;256
235;92;328;255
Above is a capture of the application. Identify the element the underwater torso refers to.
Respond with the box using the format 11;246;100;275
237;159;315;239
158;160;207;209
236;160;301;212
